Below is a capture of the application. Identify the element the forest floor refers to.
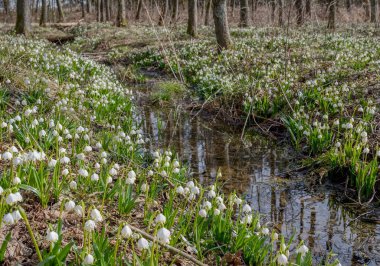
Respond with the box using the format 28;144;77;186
1;22;380;265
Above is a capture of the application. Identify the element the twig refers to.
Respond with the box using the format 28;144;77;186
128;224;208;266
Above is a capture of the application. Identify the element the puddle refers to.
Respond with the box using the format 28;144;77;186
133;90;380;265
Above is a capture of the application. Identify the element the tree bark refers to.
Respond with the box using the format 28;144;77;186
345;0;351;12
171;0;179;22
56;0;65;22
15;0;31;36
271;0;275;22
3;0;9;14
187;0;198;36
40;0;47;26
239;0;250;27
305;0;311;16
364;0;370;21
158;0;169;25
104;0;110;20
370;0;377;23
295;0;303;25
278;0;283;25
136;0;142;19
96;0;101;20
327;0;335;30
213;0;232;50
116;0;127;26
100;0;104;21
86;0;92;13
81;0;86;17
205;0;212;25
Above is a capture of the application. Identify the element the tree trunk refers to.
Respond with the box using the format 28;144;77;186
205;0;212;25
3;0;9;14
370;0;377;23
187;0;198;36
116;0;127;26
136;0;142;19
295;0;303;25
56;0;64;22
305;0;311;16
327;0;335;30
40;0;47;26
239;0;250;27
15;0;31;36
231;0;235;18
158;0;169;25
213;0;232;50
104;0;110;20
278;0;283;25
364;0;370;21
81;0;86;17
97;0;101;20
171;0;179;22
271;0;275;22
345;0;351;12
100;0;104;21
86;0;91;13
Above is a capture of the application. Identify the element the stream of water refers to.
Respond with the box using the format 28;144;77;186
133;89;380;265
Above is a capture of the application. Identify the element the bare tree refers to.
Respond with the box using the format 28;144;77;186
116;0;127;26
56;0;65;22
158;0;169;25
171;0;179;22
213;0;232;50
3;0;9;14
295;0;303;25
278;0;283;25
188;0;198;36
81;0;86;17
306;0;311;16
205;0;212;25
370;0;377;23
136;0;143;19
327;0;335;29
87;0;92;13
364;0;370;21
15;0;31;35
239;0;250;27
40;0;47;26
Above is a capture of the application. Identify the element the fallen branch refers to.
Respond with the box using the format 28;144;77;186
128;224;208;266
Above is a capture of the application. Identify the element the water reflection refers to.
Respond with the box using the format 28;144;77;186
136;104;380;266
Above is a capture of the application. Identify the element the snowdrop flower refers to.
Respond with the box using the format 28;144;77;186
91;209;103;222
84;146;92;152
3;213;15;225
76;153;85;160
78;169;89;177
74;205;83;216
141;183;148;192
65;200;76;212
39;130;47;138
83;254;94;265
147;170;154;176
48;159;57;168
186;181;195;188
96;142;102;149
137;238;149;250
121;225;132;238
69;181;77;190
101;151;107;158
277;254;288;265
272;232;279;241
91;173;99;182
6;193;19;205
242;215;252;224
191;186;200;195
155;213;166;224
363;147;370;154
203;201;212;210
198;209;207;218
157;228;171;244
84;220;96;232
2;151;12;161
176;186;184;194
243;204;252;213
12;210;22;222
214;209;221;216
60;156;70;164
95;163;101;169
46;231;59;243
106;176;113;184
234;197;242;205
297;244;309;255
261;228;270;235
13;176;21;185
0;186;3;195
62;169;69;176
218;203;226;211
109;168;117;176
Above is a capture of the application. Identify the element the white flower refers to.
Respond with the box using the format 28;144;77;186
46;231;59;243
39;130;47;137
176;186;184;194
243;204;252;213
60;156;70;164
186;181;195;188
207;190;216;198
155;213;166;224
62;169;69;176
147;170;154;176
157;227;171;244
213;209;221;216
48;159;57;168
2;151;12;160
198;209;207;218
14;192;22;202
101;151;107;158
13;176;21;185
273;232;279;240
137;237;149;250
3;213;15;225
84;146;92;152
0;186;3;195
65;200;76;212
191;186;200;195
91;209;103;222
6;193;18;205
91;173;99;182
363;147;370;154
297;244;309;255
74;205;83;216
69;181;77;190
261;228;270;235
78;169;89;177
234;197;242;205
109;168;117;176
12;210;22;222
141;183;148;192
121;225;132;238
84;220;96;232
203;201;212;210
277;254;288;265
76;153;85;160
83;254;94;265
